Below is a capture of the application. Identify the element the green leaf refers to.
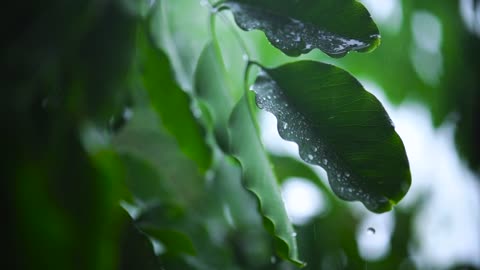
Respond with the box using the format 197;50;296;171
229;95;304;267
251;61;411;213
195;43;303;266
220;0;380;57
113;99;206;207
137;26;212;172
194;42;237;151
141;227;197;256
120;153;172;204
119;211;162;270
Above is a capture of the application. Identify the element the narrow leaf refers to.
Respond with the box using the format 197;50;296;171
194;42;236;151
221;0;380;57
251;61;411;213
229;95;304;266
195;43;304;266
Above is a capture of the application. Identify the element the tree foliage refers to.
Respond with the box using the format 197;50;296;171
9;0;480;269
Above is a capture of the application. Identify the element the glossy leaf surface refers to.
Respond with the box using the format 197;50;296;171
252;61;411;213
221;0;380;57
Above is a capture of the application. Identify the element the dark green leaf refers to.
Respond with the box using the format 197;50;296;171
137;26;212;171
220;0;380;57
251;61;411;213
229;95;304;267
141;226;196;256
119;211;162;270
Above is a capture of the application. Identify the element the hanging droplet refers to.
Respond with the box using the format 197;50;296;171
367;227;376;235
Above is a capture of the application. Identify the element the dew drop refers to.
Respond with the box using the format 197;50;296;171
367;227;376;235
308;154;313;160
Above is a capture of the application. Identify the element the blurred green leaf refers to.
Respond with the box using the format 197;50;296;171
137;25;212;172
119;211;162;270
194;42;237;152
113;101;205;208
220;0;380;57
252;61;411;213
142;227;196;256
229;94;304;267
120;153;171;205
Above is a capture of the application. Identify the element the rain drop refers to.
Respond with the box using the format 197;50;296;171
283;122;288;129
308;154;313;160
367;227;376;235
270;256;276;264
123;107;133;120
291;232;297;237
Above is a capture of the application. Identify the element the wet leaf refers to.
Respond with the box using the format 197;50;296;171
220;0;380;57
229;94;304;267
137;26;212;172
251;61;411;213
195;43;303;266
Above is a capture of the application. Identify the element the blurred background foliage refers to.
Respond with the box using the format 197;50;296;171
2;0;479;270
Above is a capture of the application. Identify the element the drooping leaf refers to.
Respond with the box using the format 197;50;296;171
194;42;237;151
229;94;304;267
220;0;380;57
194;42;303;266
251;61;411;213
210;157;262;229
137;25;212;172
